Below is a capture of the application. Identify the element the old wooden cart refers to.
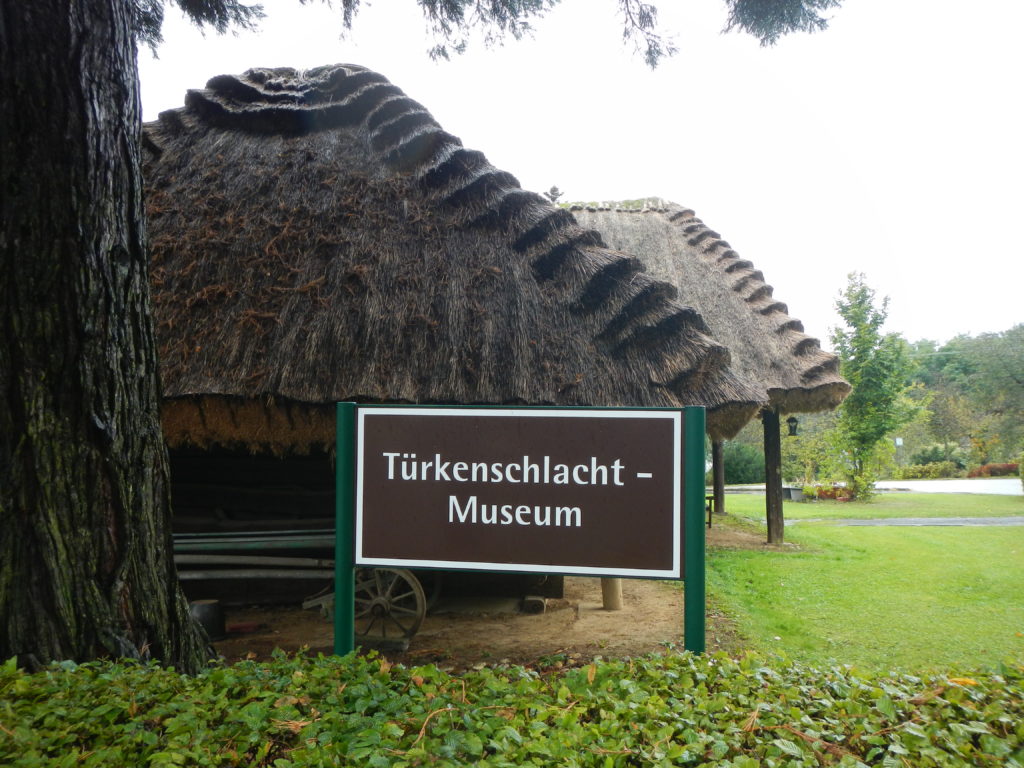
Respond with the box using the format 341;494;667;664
174;530;434;647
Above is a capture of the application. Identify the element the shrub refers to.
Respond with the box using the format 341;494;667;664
844;474;873;500
722;441;765;484
815;484;837;499
808;484;852;501
967;462;1019;478
910;445;945;465
895;464;926;479
910;444;967;469
894;461;962;480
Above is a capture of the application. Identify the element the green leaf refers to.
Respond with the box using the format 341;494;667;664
950;720;991;736
772;738;804;757
874;696;897;719
463;732;484;756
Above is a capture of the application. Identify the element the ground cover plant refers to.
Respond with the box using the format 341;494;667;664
722;491;1023;522
2;651;1022;767
707;521;1024;670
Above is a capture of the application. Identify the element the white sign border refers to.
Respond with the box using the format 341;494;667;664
354;406;682;579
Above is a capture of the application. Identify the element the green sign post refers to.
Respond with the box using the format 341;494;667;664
683;406;706;654
335;403;705;655
335;402;356;656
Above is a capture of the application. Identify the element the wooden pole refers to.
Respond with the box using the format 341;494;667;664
763;408;784;544
711;439;725;515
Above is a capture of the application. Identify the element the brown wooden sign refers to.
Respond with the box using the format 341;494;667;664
354;407;684;578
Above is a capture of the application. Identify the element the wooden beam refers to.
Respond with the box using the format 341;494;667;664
711;440;725;515
762;408;785;544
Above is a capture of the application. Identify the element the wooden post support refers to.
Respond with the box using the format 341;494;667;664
762;408;785;545
711;439;725;515
600;577;623;610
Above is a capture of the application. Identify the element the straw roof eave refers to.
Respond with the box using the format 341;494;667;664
570;203;849;417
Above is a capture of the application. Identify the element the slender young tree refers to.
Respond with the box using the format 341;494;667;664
1;0;847;670
830;273;916;498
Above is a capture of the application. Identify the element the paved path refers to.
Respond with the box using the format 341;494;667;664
874;478;1022;496
725;478;1022;496
790;516;1024;527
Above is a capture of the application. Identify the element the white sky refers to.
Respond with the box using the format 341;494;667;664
138;0;1024;349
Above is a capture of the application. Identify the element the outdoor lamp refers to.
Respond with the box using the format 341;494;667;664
786;416;799;437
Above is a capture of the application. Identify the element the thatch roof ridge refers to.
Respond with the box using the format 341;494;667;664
144;65;764;450
566;198;680;214
570;203;849;414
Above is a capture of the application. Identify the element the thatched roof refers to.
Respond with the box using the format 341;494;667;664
571;202;849;415
143;65;763;452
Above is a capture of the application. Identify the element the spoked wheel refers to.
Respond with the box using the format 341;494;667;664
354;568;426;645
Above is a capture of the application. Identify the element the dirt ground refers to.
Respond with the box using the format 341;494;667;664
211;520;775;670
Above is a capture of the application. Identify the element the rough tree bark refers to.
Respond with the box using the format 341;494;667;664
0;0;208;671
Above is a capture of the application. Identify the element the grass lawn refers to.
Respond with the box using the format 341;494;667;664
707;503;1024;671
722;490;1024;520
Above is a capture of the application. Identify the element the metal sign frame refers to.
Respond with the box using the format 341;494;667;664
334;403;706;654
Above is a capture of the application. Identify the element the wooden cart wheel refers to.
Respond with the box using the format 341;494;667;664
354;567;426;643
417;569;444;610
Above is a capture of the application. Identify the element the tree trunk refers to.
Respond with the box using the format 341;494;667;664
0;0;208;671
762;408;785;544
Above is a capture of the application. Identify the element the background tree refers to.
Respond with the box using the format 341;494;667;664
908;325;1023;465
1;0;848;671
925;389;975;461
780;411;839;485
830;273;917;498
723;0;842;46
133;1;847;65
955;326;1024;459
721;442;766;485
